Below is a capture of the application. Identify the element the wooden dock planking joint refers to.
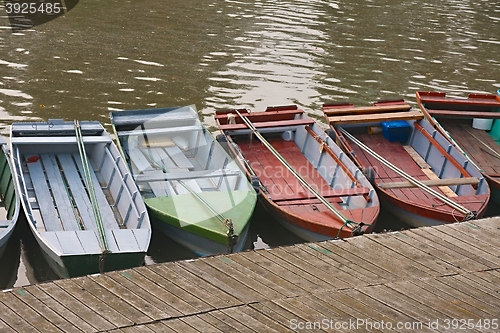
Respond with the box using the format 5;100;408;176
2;217;500;332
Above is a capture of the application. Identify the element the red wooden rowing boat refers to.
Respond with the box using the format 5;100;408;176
416;90;500;204
215;105;379;240
323;100;490;227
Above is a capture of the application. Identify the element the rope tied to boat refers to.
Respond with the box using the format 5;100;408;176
74;120;110;258
140;147;239;252
233;109;364;233
337;126;475;220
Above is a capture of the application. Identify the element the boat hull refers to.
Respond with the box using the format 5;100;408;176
11;120;151;278
145;190;256;256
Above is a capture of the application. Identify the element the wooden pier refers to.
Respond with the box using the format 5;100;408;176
2;217;500;332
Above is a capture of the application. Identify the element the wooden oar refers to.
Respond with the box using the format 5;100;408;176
464;128;500;160
337;127;474;220
233;110;359;231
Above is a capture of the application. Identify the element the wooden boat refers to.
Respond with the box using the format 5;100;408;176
323;100;490;227
0;137;20;262
11;120;151;278
416;90;500;204
215;105;379;241
110;106;257;256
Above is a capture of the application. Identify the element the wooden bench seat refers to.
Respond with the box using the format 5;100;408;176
378;177;479;189
426;109;500;119
327;111;423;125
218;118;315;131
323;103;411;116
135;169;240;182
271;187;371;202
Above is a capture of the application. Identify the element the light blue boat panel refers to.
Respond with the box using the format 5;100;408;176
55;231;86;254
131;229;151;250
164;146;194;170
72;153;120;230
104;229;120;252
128;149;154;173
26;157;61;232
40;231;63;254
145;147;177;170
112;229;141;252
40;154;81;231
77;230;106;254
57;153;98;231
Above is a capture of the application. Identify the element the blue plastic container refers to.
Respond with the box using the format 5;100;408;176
380;120;411;143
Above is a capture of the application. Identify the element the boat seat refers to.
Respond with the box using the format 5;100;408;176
218;118;315;131
378;177;479;189
327;111;424;125
323;103;411;116
135;169;241;182
271;187;371;202
426;109;500;119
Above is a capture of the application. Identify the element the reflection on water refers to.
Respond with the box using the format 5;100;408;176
0;0;499;287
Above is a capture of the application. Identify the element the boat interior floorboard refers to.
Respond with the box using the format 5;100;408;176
441;121;500;175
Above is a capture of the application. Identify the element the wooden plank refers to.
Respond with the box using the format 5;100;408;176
0;296;44;333
226;252;309;297
147;264;226;309
198;312;252;333
136;267;213;312
26;157;61;231
388;230;489;272
427;109;500;119
237;251;318;294
365;233;461;276
40;154;81;231
57;153;98;230
88;273;172;321
206;310;258;333
413;277;497;317
323;103;411;116
134;169;239;182
111;229;141;252
293;243;383;285
411;227;500;269
402;145;430;168
113;268;199;316
221;307;281;333
129;149;154;173
359;284;449;331
162;319;202;333
314;242;398;283
54;279;134;328
179;315;226;333
179;259;264;303
388;280;485;321
72;153;119;230
262;247;351;290
72;276;154;325
203;256;287;299
164;146;194;170
328;110;423;124
165;262;242;307
36;282;115;331
219;118;315;131
421;168;458;197
237;306;291;333
145;147;177;170
378;176;478;189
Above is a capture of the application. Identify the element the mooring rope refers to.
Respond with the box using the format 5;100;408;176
74;120;110;255
233;110;363;233
337;126;474;221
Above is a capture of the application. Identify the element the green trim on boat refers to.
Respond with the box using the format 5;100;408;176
145;190;257;245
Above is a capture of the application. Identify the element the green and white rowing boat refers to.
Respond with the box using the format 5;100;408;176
110;106;257;256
